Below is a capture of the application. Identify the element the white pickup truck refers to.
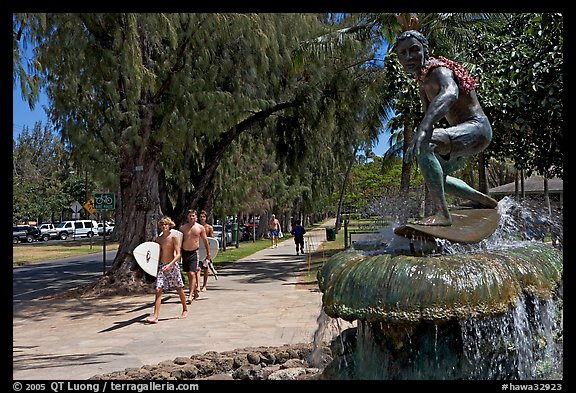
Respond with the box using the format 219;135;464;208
37;223;56;241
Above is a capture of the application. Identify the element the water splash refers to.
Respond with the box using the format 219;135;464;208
309;306;356;369
461;295;562;379
357;196;563;256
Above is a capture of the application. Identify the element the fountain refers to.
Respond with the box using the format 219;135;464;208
316;197;563;380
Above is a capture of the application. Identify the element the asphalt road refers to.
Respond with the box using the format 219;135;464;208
12;249;118;305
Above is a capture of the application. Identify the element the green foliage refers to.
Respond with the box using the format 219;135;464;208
343;156;422;214
12;122;73;223
467;13;563;178
14;13;392;229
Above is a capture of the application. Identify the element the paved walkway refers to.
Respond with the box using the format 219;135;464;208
13;219;353;380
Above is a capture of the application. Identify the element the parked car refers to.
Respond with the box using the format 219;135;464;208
38;223;55;242
213;224;233;245
13;225;42;244
247;218;260;231
97;222;115;236
50;220;98;240
238;224;253;241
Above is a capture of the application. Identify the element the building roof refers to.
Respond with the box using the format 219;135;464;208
489;175;563;195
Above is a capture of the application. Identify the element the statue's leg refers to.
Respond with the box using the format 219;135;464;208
433;118;497;209
445;176;498;208
414;145;452;226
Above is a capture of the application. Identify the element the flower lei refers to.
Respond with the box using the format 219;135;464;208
417;56;479;93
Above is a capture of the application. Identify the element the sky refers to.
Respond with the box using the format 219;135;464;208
13;88;390;156
12;87;50;139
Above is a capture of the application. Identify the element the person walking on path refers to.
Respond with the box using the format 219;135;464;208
198;210;214;292
179;209;212;303
269;214;281;248
290;220;306;255
146;216;188;324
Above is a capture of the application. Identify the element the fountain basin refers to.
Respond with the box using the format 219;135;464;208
318;242;562;323
317;241;563;379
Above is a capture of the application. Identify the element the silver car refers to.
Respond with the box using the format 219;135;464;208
212;224;232;245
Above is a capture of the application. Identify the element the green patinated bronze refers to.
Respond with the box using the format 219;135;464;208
318;242;562;323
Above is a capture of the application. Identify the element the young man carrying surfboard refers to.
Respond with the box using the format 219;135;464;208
198;210;214;292
179;209;212;303
146;216;188;324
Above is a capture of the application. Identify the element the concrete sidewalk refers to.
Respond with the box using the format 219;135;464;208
13;219;352;380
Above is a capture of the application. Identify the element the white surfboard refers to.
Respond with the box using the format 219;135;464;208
135;229;182;277
200;237;219;261
170;228;184;245
200;237;220;279
133;241;160;277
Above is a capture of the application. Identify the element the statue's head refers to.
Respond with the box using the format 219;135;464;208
396;30;429;59
395;30;429;75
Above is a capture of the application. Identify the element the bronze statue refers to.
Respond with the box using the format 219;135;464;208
396;30;498;226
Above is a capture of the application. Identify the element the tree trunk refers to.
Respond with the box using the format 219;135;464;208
335;150;356;233
83;131;165;296
544;174;551;216
400;119;413;193
398;119;414;224
520;168;526;200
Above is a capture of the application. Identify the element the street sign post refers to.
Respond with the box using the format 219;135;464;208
70;201;83;213
94;192;115;275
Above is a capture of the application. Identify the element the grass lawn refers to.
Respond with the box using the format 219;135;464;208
12;239;120;266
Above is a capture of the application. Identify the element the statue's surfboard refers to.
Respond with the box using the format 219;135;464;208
394;208;500;244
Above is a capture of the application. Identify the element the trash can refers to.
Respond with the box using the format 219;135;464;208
326;227;336;241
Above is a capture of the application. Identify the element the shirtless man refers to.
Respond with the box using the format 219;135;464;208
198;210;214;292
269;214;280;248
146;216;188;324
396;30;498;226
179;209;212;303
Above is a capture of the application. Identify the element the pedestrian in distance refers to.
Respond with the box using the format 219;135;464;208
146;216;188;324
290;220;306;255
179;209;212;303
269;213;281;248
198;210;214;292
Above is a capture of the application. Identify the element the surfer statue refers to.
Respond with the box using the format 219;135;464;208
395;30;498;226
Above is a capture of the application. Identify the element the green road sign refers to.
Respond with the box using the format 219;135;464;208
94;193;115;210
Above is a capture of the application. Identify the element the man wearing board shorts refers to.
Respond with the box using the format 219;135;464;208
146;216;188;324
269;213;281;248
179;209;212;303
